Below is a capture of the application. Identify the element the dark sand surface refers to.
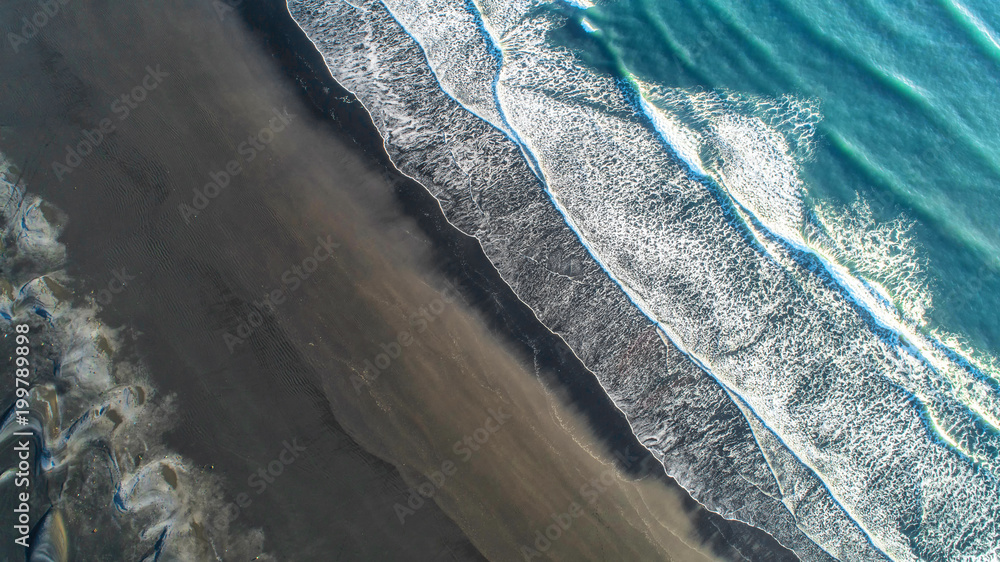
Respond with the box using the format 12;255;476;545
0;0;791;560
1;0;485;558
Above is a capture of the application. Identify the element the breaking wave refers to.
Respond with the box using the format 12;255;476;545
287;0;1000;559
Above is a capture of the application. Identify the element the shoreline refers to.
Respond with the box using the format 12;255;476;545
0;0;490;558
233;0;800;559
0;0;802;556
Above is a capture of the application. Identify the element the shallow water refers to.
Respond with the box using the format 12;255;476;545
287;0;1000;558
0;0;780;560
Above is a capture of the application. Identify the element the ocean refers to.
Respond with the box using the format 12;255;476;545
0;0;793;560
1;0;997;559
289;0;1000;559
564;0;1000;373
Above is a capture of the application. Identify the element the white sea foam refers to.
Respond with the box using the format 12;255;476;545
377;0;511;136
287;0;1000;559
637;83;813;246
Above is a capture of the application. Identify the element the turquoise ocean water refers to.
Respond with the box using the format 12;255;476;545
558;0;1000;373
290;0;1000;556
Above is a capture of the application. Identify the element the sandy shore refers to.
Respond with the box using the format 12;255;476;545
0;0;783;559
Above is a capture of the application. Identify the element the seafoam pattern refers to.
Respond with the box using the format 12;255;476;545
288;1;839;559
289;0;1000;559
465;2;1000;559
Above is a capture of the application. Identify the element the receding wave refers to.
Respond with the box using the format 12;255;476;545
287;0;1000;559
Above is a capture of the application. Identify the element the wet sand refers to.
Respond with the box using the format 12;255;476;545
0;0;792;560
1;0;483;558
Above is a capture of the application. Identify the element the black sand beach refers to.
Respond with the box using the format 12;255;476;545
0;0;796;560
